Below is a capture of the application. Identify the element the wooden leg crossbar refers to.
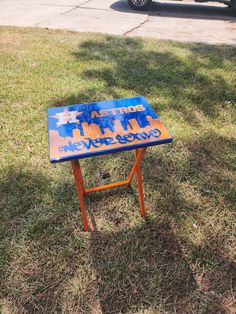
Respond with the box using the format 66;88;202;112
71;148;147;231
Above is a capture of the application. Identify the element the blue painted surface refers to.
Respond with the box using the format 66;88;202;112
48;96;173;162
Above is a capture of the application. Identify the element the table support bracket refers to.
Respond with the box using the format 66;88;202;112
71;148;147;231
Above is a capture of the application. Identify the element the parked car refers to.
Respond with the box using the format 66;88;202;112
127;0;236;15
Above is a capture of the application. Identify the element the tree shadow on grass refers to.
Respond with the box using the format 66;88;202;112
0;151;235;313
0;167;79;238
87;132;235;313
91;220;197;314
71;36;235;119
141;132;236;217
0;167;91;312
50;36;236;131
90;221;236;314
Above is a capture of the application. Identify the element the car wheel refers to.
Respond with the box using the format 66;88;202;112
127;0;152;10
231;0;236;15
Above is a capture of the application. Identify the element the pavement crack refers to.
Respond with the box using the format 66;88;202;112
60;0;93;15
34;0;93;26
123;14;150;36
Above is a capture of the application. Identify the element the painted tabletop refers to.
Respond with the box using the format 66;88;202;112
48;96;173;163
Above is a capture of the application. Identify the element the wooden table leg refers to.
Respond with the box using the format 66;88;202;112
135;149;146;217
71;159;89;231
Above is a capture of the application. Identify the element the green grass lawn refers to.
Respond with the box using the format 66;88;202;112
0;27;236;313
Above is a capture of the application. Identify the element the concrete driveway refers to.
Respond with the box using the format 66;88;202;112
0;0;235;45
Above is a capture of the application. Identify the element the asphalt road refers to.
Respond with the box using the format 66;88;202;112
0;0;235;45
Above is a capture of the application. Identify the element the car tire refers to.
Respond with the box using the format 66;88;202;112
127;0;152;10
231;0;236;15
